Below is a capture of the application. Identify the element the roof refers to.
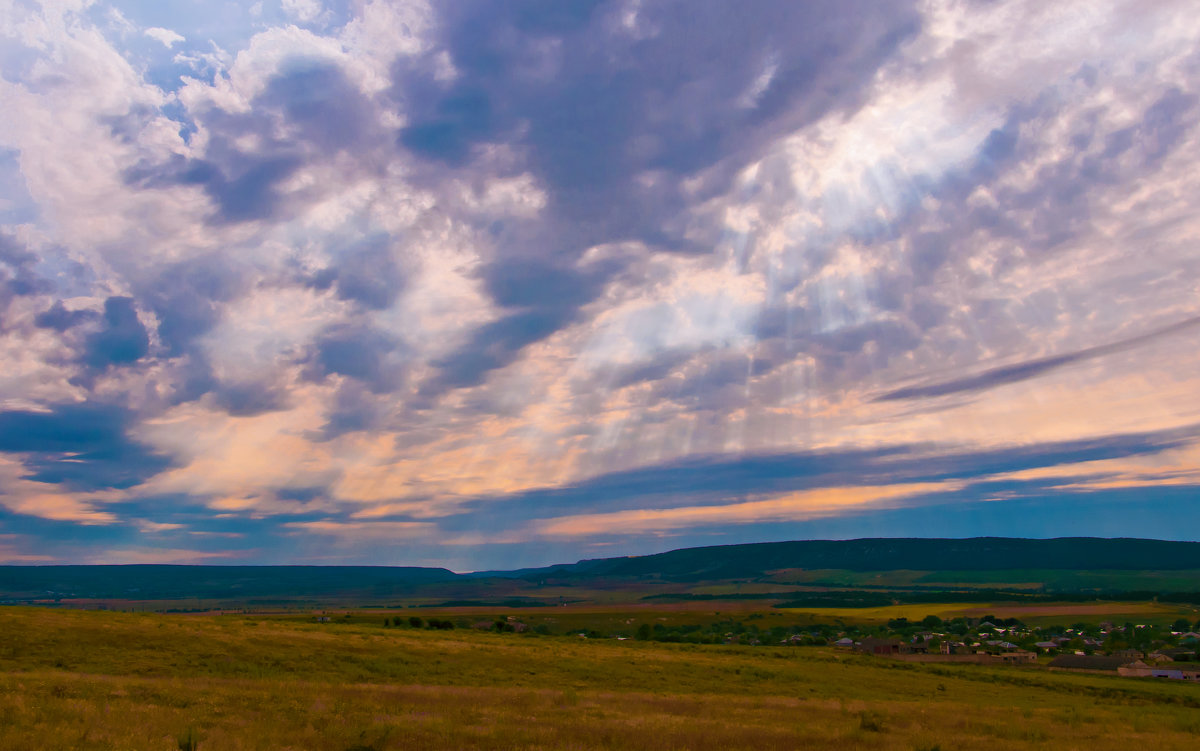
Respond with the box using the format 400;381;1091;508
859;637;901;648
1048;655;1133;671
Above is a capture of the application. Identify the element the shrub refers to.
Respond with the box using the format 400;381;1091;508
408;616;423;628
859;711;886;733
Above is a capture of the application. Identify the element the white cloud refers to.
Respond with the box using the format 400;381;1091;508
282;0;323;24
144;27;184;48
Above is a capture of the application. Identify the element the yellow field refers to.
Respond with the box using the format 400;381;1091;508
777;600;1185;624
2;607;1199;749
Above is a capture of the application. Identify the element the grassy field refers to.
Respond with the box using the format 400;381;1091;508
760;568;1200;593
2;607;1200;750
392;599;1197;632
777;600;1193;626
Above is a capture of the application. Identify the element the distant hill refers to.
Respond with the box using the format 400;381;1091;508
0;565;456;602
503;537;1200;582
3;538;1199;604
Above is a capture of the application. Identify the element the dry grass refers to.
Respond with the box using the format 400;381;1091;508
2;607;1199;750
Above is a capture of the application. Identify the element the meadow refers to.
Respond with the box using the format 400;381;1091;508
2;606;1200;750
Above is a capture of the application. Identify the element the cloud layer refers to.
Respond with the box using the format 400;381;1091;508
1;0;1199;568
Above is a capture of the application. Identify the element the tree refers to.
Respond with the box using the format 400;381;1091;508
635;623;652;640
408;616;423;628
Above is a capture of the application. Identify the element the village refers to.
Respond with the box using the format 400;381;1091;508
369;610;1200;681
829;616;1200;680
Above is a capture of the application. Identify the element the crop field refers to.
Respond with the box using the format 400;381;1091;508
757;568;1200;593
394;599;1196;633
3;606;1200;749
777;600;1191;626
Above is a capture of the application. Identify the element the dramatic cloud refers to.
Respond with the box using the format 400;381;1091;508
0;403;170;492
0;0;1198;567
876;315;1200;402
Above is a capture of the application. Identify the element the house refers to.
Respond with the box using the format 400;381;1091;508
1111;649;1144;660
996;650;1037;665
1151;647;1195;662
941;641;969;655
834;637;855;648
857;637;902;656
1119;663;1200;680
1048;655;1136;672
1034;641;1059;651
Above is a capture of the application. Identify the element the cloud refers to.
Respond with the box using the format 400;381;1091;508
0;487;118;525
0;232;52;322
34;301;99;332
1;0;1199;567
95;547;242;564
139;257;245;358
877;314;1200;402
393;0;923;391
144;27;185;49
282;0;325;25
80;296;149;371
210;379;291;417
312;233;407;311
427;423;1200;534
527;481;959;539
126;54;383;225
312;323;403;393
284;520;435;540
0;534;55;563
0;402;171;491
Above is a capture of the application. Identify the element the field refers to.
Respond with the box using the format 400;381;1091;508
759;568;1200;593
2;606;1200;750
778;600;1189;626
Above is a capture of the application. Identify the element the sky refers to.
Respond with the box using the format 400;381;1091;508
0;0;1199;570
